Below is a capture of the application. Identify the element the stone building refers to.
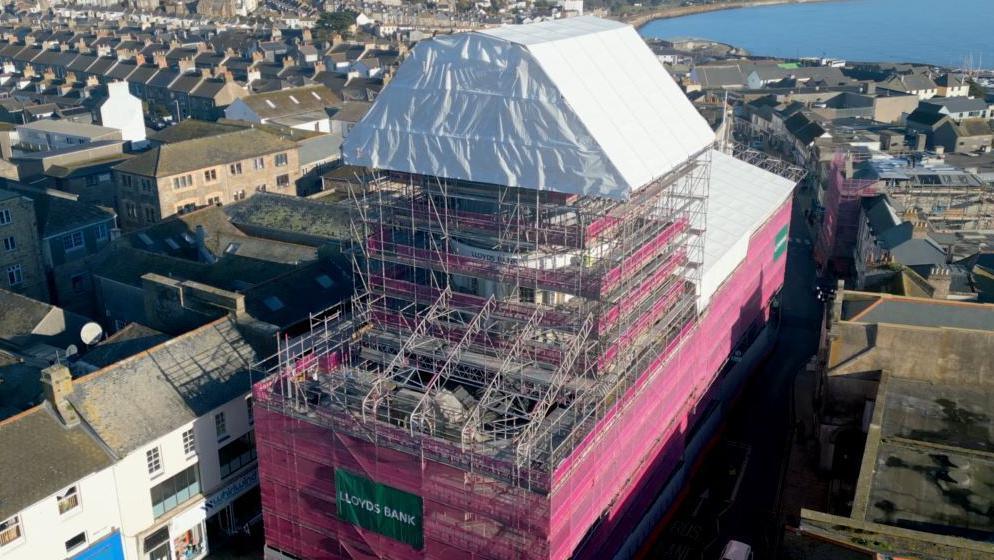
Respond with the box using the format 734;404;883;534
0;189;47;301
111;129;300;230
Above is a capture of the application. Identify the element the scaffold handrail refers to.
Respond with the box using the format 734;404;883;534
515;312;595;467
460;306;545;447
361;286;452;421
408;295;496;435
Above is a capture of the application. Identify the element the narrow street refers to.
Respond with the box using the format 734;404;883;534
642;186;825;559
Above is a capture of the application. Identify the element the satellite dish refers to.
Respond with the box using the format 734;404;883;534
65;344;78;358
80;322;104;345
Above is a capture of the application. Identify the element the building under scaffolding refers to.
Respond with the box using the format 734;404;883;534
253;16;800;560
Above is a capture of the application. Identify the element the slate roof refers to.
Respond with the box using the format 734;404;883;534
694;64;747;89
0;287;56;343
0;405;114;520
920;96;989;115
126;64;157;84
147;119;242;144
244;258;351;329
18;192;116;238
66;54;97;72
113;128;296;177
86;57;116;75
235;85;341;119
329;100;369;123
854;297;994;331
68;317;261;457
105;61;136;80
78;323;169;369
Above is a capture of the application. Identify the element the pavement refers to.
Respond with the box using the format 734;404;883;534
640;184;826;559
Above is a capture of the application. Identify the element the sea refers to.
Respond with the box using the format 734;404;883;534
639;0;994;69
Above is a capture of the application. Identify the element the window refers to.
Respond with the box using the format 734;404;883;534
176;203;197;215
206;195;221;206
276;174;290;188
95;222;109;241
229;162;243;175
6;264;22;287
0;209;10;225
0;516;22;547
171;175;193;189
63;230;84;251
57;486;80;514
252;157;264;170
146;446;162;476
1;236;13;252
64;532;86;553
141;179;154;194
214;412;227;440
204;168;217;182
150;464;200;518
218;432;256;479
274;153;288;167
122;174;132;187
182;428;196;455
144;207;156;223
255;184;266;193
519;286;535;303
246;396;254;425
233;190;246;201
127;203;137;219
143;527;169;559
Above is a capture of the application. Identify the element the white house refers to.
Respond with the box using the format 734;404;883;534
66;317;263;560
98;81;148;150
15;120;122;152
0;317;266;560
224;85;339;133
0;395;124;560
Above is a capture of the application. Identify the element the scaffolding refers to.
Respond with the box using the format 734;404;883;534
814;151;878;274
255;147;712;494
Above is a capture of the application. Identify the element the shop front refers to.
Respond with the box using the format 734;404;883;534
141;501;207;560
204;468;261;547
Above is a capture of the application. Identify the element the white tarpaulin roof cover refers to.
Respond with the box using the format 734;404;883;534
699;149;795;310
342;16;714;200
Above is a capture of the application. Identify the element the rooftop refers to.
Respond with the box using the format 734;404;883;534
343;16;714;200
17;118;120;138
0;405;114;520
113;128;297;177
845;295;994;331
861;375;994;540
68;317;261;457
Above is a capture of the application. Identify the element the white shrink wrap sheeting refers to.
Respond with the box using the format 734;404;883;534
342;16;715;200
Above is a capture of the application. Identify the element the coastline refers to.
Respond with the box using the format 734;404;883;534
621;0;836;31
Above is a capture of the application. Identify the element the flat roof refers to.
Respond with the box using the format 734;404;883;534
863;376;994;540
17;119;120;138
699;149;796;310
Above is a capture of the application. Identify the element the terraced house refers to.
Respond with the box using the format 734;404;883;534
112;128;300;230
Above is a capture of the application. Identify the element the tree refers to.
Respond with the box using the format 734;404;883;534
316;10;358;37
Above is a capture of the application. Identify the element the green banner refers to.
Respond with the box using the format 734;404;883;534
774;224;789;261
335;469;424;549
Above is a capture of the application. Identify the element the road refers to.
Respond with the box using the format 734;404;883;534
642;187;825;559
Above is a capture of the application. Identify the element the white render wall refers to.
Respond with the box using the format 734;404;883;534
0;390;258;560
112;390;255;560
100;81;147;149
0;468;123;560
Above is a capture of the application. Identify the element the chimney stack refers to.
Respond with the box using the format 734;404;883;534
41;364;80;427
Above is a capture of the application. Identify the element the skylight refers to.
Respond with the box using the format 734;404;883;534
315;274;334;289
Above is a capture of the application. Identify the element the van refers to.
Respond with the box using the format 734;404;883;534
720;540;753;560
